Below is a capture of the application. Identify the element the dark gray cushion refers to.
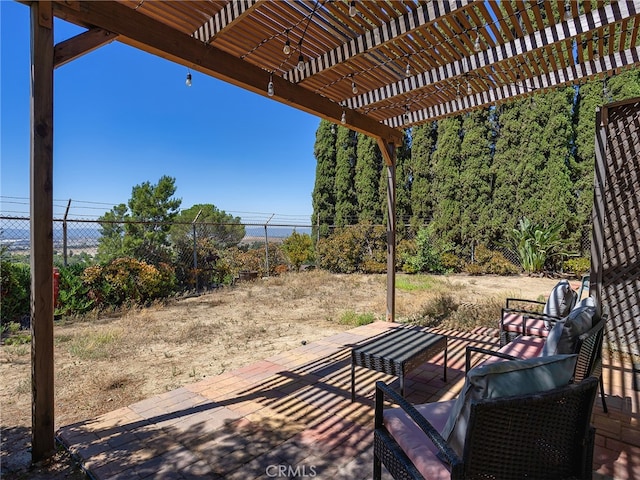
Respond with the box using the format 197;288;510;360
543;280;578;327
541;305;596;356
441;354;578;457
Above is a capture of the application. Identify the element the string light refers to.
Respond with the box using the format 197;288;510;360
403;106;410;124
185;70;192;87
456;83;461;100
283;29;291;55
351;77;358;94
267;73;274;97
349;1;357;17
474;29;481;52
341;110;347;124
467;80;472;95
563;0;572;21
405;62;411;77
297;53;305;72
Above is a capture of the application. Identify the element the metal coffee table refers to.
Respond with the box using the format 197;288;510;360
351;327;447;401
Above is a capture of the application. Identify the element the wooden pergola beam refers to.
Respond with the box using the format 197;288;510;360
193;0;262;44
54;27;118;69
284;0;474;83
51;0;404;146
30;0;55;461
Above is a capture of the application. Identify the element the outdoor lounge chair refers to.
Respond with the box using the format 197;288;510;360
499;278;579;346
469;300;608;412
374;374;599;480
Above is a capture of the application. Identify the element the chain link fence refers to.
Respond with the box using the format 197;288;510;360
2;215;592;281
1;215;312;285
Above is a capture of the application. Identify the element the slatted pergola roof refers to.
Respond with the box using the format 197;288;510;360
49;0;640;146
22;0;640;462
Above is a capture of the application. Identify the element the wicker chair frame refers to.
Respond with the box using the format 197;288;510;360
374;377;599;480
473;310;608;412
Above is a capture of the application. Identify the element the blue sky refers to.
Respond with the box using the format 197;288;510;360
1;1;321;223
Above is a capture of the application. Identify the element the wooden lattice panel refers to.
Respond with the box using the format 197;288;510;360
593;98;640;357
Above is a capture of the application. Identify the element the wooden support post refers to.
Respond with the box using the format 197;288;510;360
591;107;607;316
30;1;55;461
377;138;397;322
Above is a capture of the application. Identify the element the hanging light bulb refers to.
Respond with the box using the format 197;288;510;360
185;71;192;87
297;54;305;72
267;74;274;97
351;81;358;95
456;84;461;100
516;72;523;88
341;110;347;124
474;30;481;52
405;62;411;77
563;0;572;21
467;80;472;95
349;1;357;17
403;107;410;125
283;30;291;55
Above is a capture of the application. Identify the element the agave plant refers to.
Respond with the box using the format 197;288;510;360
510;217;566;274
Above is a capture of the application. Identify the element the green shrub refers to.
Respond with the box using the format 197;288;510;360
84;257;176;308
281;231;314;271
464;244;519;276
56;264;94;316
402;227;446;274
0;258;30;324
441;252;463;273
316;224;386;273
563;257;590;277
509;217;567;274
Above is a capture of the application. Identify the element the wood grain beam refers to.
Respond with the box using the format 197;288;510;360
54;27;117;69
51;0;404;145
30;0;55;461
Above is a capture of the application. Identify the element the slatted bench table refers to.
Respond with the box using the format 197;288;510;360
351;326;447;401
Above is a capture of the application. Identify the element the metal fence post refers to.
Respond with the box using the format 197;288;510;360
62;199;71;266
264;213;274;277
192;209;202;291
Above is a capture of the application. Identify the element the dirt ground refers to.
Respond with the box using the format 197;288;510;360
0;271;561;479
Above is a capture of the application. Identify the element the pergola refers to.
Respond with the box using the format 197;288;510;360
24;0;640;461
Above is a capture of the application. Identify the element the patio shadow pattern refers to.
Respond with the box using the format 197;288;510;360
57;322;638;480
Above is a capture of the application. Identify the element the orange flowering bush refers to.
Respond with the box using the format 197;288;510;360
83;257;176;308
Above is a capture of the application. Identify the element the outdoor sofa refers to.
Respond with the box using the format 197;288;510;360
373;297;607;480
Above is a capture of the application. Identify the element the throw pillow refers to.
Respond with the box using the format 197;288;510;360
541;304;596;356
441;354;578;457
543;280;578;327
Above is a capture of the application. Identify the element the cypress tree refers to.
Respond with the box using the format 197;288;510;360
458;109;493;250
533;88;575;243
410;122;436;228
573;79;601;247
492;89;574;244
311;120;337;237
430;116;463;248
395;130;413;233
355;134;383;223
334;126;358;226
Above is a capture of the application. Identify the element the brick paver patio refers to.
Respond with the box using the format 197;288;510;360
57;322;637;479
